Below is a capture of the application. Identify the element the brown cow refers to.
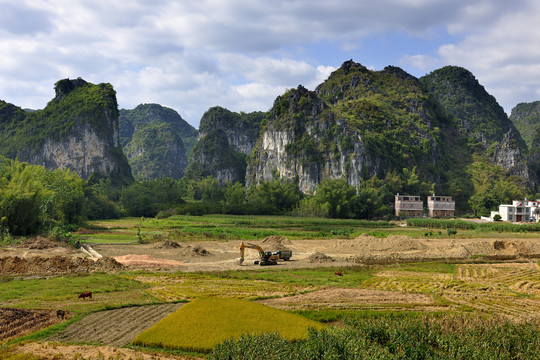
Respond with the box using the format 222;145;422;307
56;310;66;319
78;291;92;300
334;271;343;276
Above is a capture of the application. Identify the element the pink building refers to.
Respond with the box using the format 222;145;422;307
427;195;455;218
395;194;423;217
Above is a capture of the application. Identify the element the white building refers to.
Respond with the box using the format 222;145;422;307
526;200;540;222
489;200;539;222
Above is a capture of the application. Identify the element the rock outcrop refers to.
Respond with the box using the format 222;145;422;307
119;104;198;180
185;106;264;184
246;64;447;193
0;78;133;184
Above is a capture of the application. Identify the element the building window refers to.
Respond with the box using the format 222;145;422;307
509;215;513;221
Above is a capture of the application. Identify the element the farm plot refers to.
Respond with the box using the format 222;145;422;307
0;308;61;342
128;273;314;301
445;262;540;321
359;262;540;322
49;303;183;347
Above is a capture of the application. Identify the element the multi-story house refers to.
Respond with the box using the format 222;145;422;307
394;194;423;217
427;195;455;218
496;200;531;222
527;200;540;222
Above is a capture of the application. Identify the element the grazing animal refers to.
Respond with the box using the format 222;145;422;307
78;291;92;300
334;271;343;276
56;310;66;319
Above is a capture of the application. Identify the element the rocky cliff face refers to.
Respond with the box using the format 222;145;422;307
186;106;263;184
246;64;448;193
490;129;531;182
198;106;263;155
185;129;247;184
119;104;197;180
0;78;133;184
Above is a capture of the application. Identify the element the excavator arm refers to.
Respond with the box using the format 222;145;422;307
238;242;265;264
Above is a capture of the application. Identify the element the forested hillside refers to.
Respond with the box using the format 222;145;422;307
119;104;198;180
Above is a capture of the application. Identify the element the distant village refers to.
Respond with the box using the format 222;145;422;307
395;194;540;223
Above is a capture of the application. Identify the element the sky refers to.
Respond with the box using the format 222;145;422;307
1;0;539;129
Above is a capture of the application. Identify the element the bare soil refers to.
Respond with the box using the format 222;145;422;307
91;235;540;272
12;342;201;360
0;308;62;342
2;235;540;274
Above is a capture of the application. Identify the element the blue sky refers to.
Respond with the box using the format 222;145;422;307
0;0;539;128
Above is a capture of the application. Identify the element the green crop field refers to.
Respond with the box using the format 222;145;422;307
80;214;540;245
132;297;326;352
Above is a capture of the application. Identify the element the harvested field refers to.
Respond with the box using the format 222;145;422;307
258;288;436;311
50;303;184;347
129;274;312;302
0;308;62;342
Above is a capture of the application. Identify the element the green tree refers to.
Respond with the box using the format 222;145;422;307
224;182;246;206
313;178;357;218
248;179;303;213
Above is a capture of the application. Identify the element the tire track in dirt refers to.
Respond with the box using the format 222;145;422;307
50;303;183;347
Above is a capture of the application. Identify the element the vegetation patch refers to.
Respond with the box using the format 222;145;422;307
132;297;325;352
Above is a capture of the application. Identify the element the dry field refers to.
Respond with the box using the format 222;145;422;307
0;308;62;342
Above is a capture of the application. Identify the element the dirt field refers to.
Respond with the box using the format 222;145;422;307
10;342;201;360
0;308;62;342
2;234;540;273
87;235;540;272
49;303;184;346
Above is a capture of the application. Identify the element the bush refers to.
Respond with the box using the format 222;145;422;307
52;225;80;248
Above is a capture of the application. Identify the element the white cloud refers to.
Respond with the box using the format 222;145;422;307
0;0;539;127
431;0;540;112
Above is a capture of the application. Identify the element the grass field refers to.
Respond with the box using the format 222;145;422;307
132;297;326;352
0;273;156;313
81;215;540;245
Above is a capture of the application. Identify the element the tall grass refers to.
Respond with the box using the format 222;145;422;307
210;315;540;359
406;218;540;232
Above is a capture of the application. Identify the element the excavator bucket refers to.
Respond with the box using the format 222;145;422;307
237;257;244;265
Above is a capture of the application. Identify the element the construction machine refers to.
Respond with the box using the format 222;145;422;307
238;242;292;266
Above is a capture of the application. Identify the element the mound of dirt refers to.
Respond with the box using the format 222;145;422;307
154;240;181;249
21;237;61;250
308;252;336;263
179;244;212;257
0;256;124;276
262;235;291;250
353;234;428;252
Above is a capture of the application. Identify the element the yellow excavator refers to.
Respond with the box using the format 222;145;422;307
238;242;291;266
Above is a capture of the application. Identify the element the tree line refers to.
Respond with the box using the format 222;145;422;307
1;156;535;239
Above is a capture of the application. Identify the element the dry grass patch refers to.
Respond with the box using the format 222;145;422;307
129;273;314;301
